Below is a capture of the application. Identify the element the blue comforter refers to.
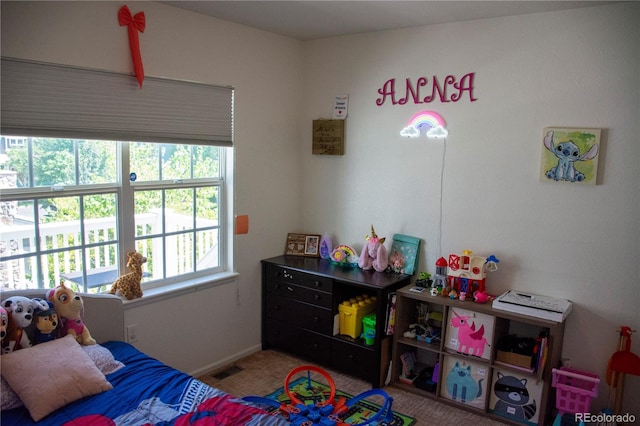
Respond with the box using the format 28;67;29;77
1;341;288;425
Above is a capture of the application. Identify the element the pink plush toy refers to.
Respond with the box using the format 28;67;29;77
358;225;389;272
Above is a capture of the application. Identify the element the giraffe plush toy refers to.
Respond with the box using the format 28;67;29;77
109;251;147;300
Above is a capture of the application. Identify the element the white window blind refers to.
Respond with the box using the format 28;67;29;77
1;57;233;146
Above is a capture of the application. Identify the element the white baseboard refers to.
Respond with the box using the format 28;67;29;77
188;344;262;377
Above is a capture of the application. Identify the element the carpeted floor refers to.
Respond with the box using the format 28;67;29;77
197;349;504;425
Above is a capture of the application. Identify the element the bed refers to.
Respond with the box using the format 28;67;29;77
1;290;288;425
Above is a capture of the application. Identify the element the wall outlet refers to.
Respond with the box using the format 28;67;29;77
126;324;138;343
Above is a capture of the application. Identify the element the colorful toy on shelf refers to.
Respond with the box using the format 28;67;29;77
244;365;395;425
473;290;491;304
414;272;432;288
431;251;499;301
338;295;376;339
329;245;359;268
433;257;448;290
358;225;388;272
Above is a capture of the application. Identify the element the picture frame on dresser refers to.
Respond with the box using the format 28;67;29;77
304;235;321;257
285;233;321;257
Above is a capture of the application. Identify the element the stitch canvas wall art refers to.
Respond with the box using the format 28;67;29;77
540;127;601;185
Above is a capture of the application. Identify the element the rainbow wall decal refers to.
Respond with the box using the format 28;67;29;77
401;110;448;138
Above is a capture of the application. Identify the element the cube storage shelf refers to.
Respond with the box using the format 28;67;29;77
391;285;567;426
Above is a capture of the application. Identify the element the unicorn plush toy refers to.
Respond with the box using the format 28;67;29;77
358;225;389;273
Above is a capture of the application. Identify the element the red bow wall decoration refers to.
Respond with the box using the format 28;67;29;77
118;5;145;88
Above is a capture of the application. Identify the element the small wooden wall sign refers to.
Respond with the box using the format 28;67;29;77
313;119;344;155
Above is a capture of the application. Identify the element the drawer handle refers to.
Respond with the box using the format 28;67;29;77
313;316;319;323
274;305;281;311
348;354;355;361
314;281;321;287
287;286;294;292
313;294;320;301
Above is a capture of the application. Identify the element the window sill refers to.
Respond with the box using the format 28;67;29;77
120;271;239;310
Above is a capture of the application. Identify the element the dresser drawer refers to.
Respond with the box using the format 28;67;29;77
331;339;377;383
265;293;333;334
266;264;333;293
265;319;332;365
265;281;332;309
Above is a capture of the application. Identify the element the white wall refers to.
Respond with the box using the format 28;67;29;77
1;1;304;374
2;0;639;415
299;3;639;414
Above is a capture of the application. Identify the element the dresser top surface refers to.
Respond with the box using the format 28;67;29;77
262;255;411;289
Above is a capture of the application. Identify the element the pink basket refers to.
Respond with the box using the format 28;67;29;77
552;367;600;415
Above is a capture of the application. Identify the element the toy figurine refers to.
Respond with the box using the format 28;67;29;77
415;272;432;288
433;257;448;289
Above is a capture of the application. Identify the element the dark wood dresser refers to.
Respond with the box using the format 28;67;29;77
261;255;411;387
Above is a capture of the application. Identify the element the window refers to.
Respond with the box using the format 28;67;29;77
0;58;234;294
0;137;228;293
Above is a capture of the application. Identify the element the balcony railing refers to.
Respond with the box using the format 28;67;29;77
0;211;218;293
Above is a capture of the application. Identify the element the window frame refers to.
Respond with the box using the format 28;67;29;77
1;58;235;296
0;138;233;293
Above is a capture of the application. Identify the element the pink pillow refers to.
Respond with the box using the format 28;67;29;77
0;335;112;421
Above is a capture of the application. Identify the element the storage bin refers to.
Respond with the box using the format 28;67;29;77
339;296;375;339
496;350;534;369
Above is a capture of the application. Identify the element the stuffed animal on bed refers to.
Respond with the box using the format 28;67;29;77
109;250;147;300
47;281;96;345
1;296;41;353
358;225;389;273
33;300;59;344
1;306;8;344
